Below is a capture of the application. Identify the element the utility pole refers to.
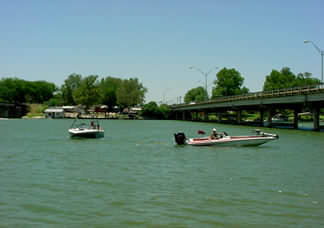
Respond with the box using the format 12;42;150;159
189;66;218;100
304;40;324;82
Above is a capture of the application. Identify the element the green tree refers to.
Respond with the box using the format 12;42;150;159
159;104;171;119
141;101;160;118
211;68;249;98
99;76;122;111
26;80;56;103
73;75;99;110
0;78;56;104
295;72;320;87
141;102;170;119
263;67;320;91
46;92;64;106
116;78;147;109
61;73;82;105
0;78;26;103
263;67;296;91
184;86;207;103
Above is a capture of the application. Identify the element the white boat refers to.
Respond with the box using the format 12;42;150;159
68;119;104;138
174;130;278;147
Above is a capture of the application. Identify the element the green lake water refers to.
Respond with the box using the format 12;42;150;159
1;119;324;227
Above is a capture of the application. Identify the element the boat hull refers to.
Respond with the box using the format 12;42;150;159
187;135;276;147
68;128;104;139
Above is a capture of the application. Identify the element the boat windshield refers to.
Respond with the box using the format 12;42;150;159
74;122;88;129
70;117;101;129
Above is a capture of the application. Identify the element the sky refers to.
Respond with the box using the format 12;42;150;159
1;0;324;104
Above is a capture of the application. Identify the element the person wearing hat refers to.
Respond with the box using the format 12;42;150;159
210;128;218;139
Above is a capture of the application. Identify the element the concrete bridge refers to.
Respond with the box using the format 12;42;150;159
170;84;324;131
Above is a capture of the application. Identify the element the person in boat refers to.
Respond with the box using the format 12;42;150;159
210;128;219;139
90;121;95;129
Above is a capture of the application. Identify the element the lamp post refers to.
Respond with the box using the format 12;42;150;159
162;88;171;104
189;66;217;100
304;40;324;82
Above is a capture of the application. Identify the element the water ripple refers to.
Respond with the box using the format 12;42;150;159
1;120;324;227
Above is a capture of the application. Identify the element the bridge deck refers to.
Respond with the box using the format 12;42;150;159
171;84;324;110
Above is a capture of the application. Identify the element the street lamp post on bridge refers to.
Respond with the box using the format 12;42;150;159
189;66;218;100
304;40;324;82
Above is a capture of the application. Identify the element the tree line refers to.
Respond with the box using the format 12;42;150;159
184;67;321;103
0;74;147;112
56;74;147;111
0;78;56;104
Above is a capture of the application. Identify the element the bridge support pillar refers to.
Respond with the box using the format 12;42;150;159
204;111;209;121
236;110;242;124
260;109;264;127
267;107;274;128
312;107;320;131
293;108;299;129
194;111;198;121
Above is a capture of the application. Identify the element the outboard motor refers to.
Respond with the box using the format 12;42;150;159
174;133;186;145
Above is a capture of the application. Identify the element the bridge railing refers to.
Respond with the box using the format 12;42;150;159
172;83;324;108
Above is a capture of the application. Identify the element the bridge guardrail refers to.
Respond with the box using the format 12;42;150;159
172;83;324;108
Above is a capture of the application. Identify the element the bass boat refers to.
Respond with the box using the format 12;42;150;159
68;118;104;139
174;130;278;147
